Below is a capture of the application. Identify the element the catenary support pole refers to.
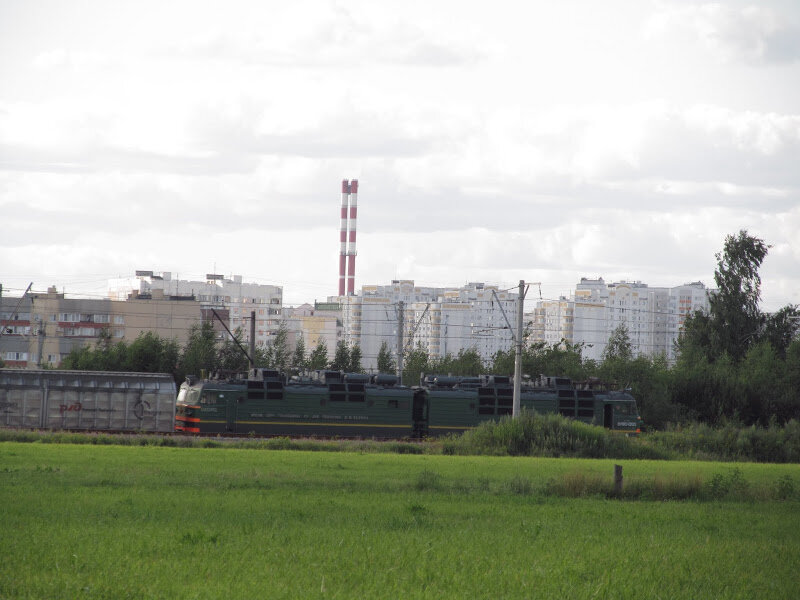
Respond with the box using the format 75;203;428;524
396;300;404;384
249;310;256;369
513;280;525;417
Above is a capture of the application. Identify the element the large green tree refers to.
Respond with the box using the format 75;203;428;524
674;230;800;424
686;230;770;363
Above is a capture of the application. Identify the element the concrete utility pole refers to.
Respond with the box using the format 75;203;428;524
491;281;530;417
36;319;45;367
396;300;404;384
249;311;256;369
513;280;526;417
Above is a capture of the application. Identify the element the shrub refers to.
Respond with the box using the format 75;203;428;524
443;411;667;459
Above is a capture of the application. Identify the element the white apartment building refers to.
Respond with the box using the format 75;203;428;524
331;280;518;371
529;297;574;346
108;272;283;346
666;282;711;361
529;278;711;363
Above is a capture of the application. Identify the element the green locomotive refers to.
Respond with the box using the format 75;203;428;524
175;370;642;437
421;374;641;435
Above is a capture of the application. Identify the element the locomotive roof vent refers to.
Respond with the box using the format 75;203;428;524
371;373;399;386
343;373;370;384
457;377;482;389
432;376;461;388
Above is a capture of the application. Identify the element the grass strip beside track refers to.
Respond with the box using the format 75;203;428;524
1;443;798;599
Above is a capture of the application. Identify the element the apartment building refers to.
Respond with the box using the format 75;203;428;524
108;271;282;347
331;280;519;371
0;286;202;368
281;303;340;363
528;278;711;362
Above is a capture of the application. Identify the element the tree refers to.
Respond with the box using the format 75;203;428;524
308;340;329;370
258;324;291;371
489;348;515;376
402;345;430;386
762;305;800;359
521;340;587;381
705;230;769;363
602;324;633;362
348;344;363;373
292;336;308;370
330;340;351;371
217;328;250;373
449;348;484;376
274;324;292;371
126;331;180;376
178;321;218;380
376;340;396;374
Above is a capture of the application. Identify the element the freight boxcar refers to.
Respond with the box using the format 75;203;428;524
0;369;176;432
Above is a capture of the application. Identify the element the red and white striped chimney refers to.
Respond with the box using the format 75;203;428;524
338;179;350;297
346;179;358;296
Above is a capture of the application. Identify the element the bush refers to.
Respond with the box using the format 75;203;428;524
443;411;667;459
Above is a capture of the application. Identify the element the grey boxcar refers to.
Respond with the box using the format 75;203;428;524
0;369;176;432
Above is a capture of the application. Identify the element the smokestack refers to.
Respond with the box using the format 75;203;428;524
339;179;350;297
347;179;358;296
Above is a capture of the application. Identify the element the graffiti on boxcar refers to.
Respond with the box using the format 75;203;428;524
133;399;151;420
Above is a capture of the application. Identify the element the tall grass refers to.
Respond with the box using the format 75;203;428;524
441;411;666;459
646;420;800;463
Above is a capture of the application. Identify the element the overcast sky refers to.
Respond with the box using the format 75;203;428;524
1;0;798;310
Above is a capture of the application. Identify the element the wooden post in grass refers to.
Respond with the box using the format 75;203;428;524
614;465;623;494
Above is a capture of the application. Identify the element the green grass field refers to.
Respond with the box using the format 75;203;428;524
1;443;798;599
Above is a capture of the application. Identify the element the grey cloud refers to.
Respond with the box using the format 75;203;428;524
633;115;800;188
761;26;800;63
651;3;800;64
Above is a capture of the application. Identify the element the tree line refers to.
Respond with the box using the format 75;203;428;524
53;230;798;429
58;323;366;387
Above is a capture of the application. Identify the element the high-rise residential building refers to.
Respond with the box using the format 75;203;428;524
108;271;283;347
528;278;712;362
330;280;518;371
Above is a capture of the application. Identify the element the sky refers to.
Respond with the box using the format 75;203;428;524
1;0;798;311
